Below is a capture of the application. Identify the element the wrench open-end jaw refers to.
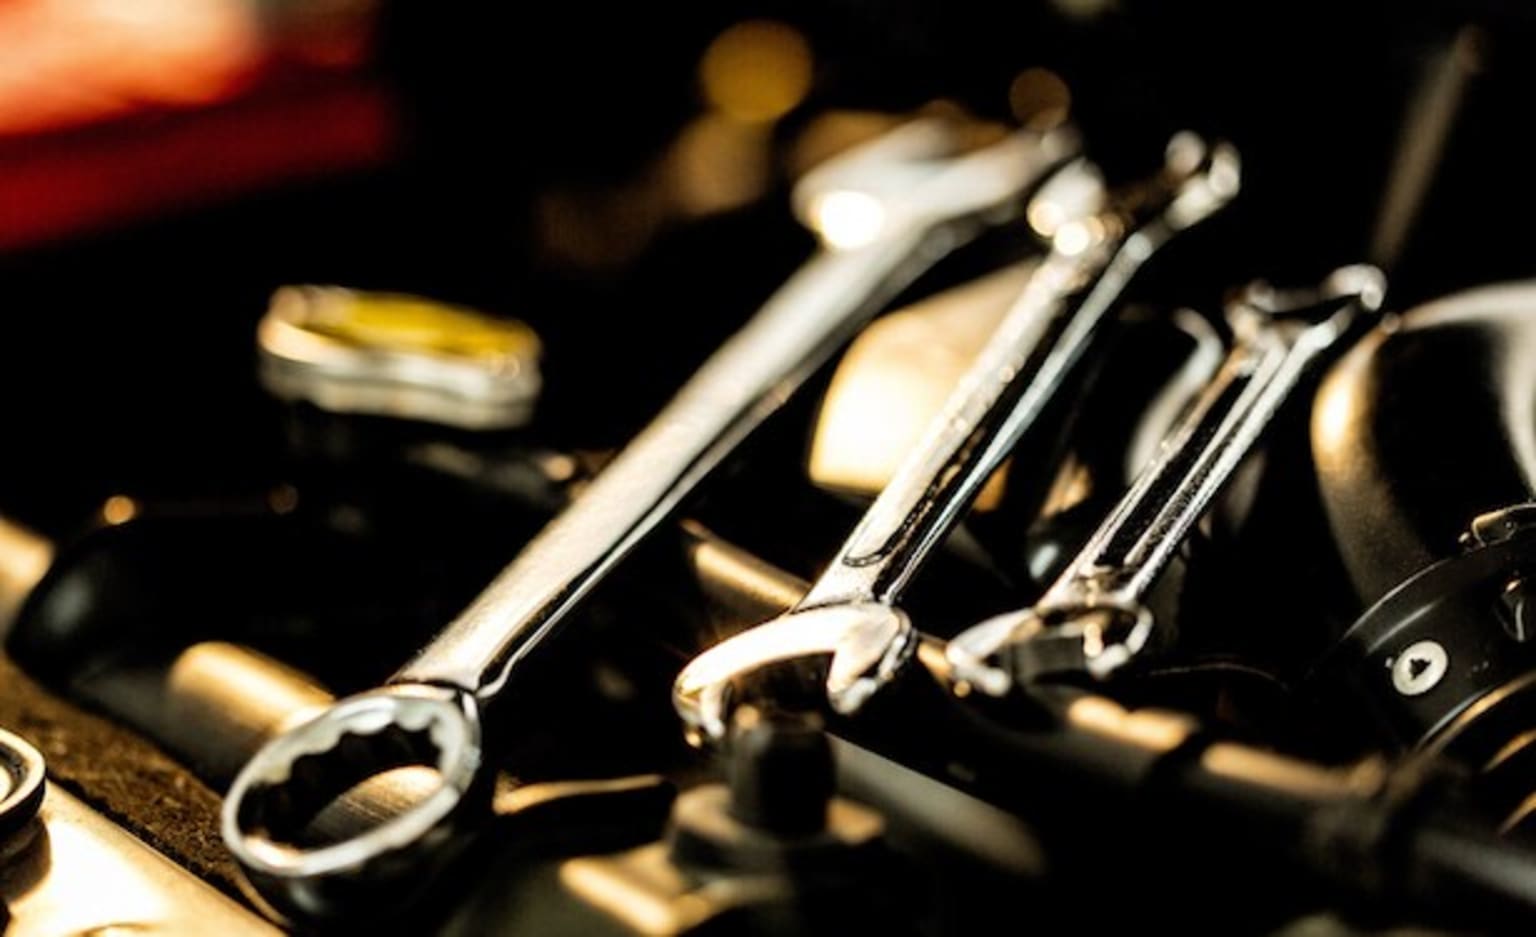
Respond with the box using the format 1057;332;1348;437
674;134;1242;745
945;264;1386;698
220;116;1079;922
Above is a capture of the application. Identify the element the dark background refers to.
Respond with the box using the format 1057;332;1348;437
2;0;1533;535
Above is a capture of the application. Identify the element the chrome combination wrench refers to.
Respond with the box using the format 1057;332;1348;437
220;117;1076;918
945;265;1386;696
673;135;1241;743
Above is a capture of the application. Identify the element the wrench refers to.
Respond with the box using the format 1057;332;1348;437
946;265;1386;696
220;117;1077;919
673;135;1241;743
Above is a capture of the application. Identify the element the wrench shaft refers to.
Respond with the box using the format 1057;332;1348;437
945;265;1385;690
398;230;925;696
803;144;1241;610
396;125;1076;701
1040;270;1385;615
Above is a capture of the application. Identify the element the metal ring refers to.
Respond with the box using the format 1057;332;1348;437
0;726;46;843
221;683;482;920
673;603;916;744
1033;599;1156;679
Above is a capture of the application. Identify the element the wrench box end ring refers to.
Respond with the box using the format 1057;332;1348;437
221;683;483;921
0;726;46;844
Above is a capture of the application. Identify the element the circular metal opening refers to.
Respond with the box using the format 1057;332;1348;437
0;727;46;841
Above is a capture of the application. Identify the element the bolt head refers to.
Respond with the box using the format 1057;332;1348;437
1391;640;1449;696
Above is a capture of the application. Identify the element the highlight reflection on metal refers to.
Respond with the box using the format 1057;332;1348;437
222;117;1079;920
0;727;45;843
1;785;278;937
675;135;1242;742
947;265;1385;695
809;262;1038;505
257;286;544;431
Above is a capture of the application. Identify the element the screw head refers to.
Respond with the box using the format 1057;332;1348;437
1391;640;1449;696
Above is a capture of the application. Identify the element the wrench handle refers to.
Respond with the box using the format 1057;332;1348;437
944;266;1384;692
397;125;1086;700
396;230;933;697
1037;265;1386;614
801;141;1241;610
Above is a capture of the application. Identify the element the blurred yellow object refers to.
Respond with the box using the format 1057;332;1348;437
258;286;542;430
699;20;813;124
808;262;1039;508
101;495;140;526
667;112;772;217
298;290;539;362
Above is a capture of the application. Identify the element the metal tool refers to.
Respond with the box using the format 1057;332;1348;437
946;265;1386;696
806;260;1039;508
674;134;1241;743
221;116;1077;919
0;727;45;846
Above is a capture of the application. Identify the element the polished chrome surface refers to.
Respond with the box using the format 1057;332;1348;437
0;727;45;843
222;685;480;898
674;135;1241;742
2;785;278;937
221;117;1078;917
807;260;1040;506
947;265;1385;694
393;120;1076;701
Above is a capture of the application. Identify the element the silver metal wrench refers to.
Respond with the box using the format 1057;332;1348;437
220;117;1076;919
945;265;1386;697
673;135;1241;743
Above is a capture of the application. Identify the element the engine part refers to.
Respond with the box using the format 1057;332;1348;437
1314;282;1536;835
683;520;1536;930
563;712;903;937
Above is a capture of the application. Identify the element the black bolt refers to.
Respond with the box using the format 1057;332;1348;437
726;708;834;837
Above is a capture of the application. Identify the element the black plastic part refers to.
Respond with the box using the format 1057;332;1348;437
1314;285;1536;614
1321;529;1536;750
